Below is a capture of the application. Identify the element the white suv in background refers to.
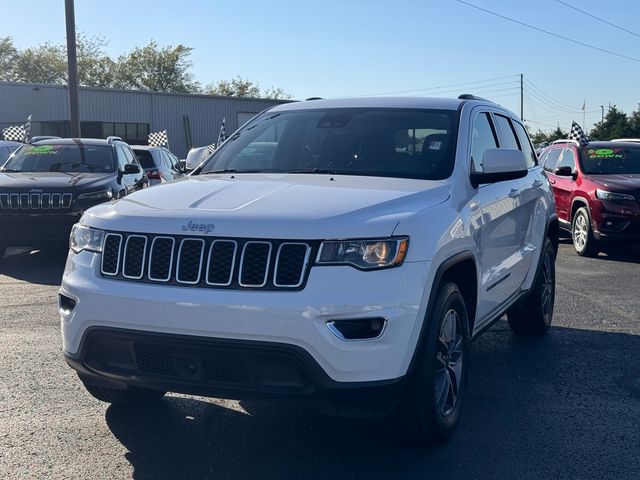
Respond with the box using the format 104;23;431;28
59;96;558;444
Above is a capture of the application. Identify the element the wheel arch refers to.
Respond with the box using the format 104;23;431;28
406;251;478;376
570;196;590;222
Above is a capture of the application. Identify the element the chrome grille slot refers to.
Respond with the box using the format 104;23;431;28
206;240;237;286
176;239;205;284
122;235;147;279
100;232;313;290
239;242;272;287
274;243;311;287
148;237;175;282
101;234;122;276
0;192;73;210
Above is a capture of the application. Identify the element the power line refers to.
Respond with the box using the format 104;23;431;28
555;0;640;38
354;74;519;97
413;84;520;97
525;90;579;114
455;0;640;63
524;79;582;111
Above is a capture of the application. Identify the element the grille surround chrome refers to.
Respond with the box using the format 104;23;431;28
100;232;315;291
176;238;205;285
122;235;148;280
0;192;73;210
205;240;238;287
273;243;312;288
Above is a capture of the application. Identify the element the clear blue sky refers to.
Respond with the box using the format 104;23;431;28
4;0;640;131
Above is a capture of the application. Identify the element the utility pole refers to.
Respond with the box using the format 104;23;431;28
601;105;604;123
520;73;524;121
65;0;80;138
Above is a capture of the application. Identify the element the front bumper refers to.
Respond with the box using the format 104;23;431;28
65;328;407;417
0;212;82;246
60;250;432;384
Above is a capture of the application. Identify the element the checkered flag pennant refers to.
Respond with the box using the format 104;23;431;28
2;124;26;142
569;121;589;146
217;118;227;145
207;143;216;155
24;114;32;142
148;130;168;147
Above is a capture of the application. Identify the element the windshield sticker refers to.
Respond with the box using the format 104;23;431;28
27;145;60;155
429;141;442;150
587;148;625;159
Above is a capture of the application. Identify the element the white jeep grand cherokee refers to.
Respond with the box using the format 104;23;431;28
60;96;558;444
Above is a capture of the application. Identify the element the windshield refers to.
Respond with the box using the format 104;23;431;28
133;150;156;169
198;108;458;180
2;144;115;173
581;147;640;174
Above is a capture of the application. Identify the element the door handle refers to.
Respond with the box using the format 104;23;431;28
509;188;519;198
549;179;556;185
532;179;543;188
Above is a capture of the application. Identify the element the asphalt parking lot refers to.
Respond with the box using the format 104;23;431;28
1;240;639;480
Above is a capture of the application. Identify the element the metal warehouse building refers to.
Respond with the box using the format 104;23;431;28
0;81;288;157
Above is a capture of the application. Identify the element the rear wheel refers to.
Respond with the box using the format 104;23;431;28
82;381;165;406
572;207;599;257
507;238;555;336
391;282;469;445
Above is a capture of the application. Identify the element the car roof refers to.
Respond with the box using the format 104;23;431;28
268;96;469;112
0;140;23;147
584;140;640;148
30;138;116;146
131;145;162;151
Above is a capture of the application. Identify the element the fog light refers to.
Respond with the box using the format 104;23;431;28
326;317;387;340
58;294;76;316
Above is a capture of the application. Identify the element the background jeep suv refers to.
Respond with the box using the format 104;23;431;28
539;140;640;256
60;96;557;445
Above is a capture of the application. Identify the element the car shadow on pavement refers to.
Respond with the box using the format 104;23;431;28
104;323;640;480
0;247;67;285
558;237;640;264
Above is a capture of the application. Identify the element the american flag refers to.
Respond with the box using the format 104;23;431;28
148;130;169;147
217;118;227;146
569;121;589;146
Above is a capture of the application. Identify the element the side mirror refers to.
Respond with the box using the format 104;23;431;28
470;149;528;187
123;163;141;175
554;166;574;177
177;160;188;172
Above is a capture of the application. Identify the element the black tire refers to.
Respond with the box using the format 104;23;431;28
507;238;555;336
572;207;599;257
82;381;165;406
391;282;469;445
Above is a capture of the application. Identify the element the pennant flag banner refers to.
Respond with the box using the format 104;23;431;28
148;130;168;147
2;125;26;142
217;118;227;146
569;121;589;146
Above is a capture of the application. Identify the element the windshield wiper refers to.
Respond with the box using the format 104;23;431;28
201;169;264;174
288;168;342;174
1;168;22;172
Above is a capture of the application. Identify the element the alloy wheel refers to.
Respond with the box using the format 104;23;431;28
435;309;464;417
573;214;588;251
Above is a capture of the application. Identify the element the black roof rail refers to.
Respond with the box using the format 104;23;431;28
106;136;123;144
458;94;494;103
29;135;61;143
305;97;323;101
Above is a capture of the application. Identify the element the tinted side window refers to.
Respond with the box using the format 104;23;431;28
556;149;576;170
116;146;128;169
543;149;562;172
471;113;498;172
512;121;537;167
493;114;519;150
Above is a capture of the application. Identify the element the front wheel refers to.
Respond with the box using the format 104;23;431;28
572;207;599;257
391;282;469;445
507;238;555;336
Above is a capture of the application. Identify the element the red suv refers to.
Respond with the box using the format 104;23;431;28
539;139;640;256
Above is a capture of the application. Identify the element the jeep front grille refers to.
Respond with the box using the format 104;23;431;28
100;232;315;290
0;192;73;210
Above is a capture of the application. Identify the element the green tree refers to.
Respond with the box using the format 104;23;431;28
0;37;19;81
113;41;200;93
12;42;67;84
77;34;117;88
589;106;631;140
206;76;292;99
627;104;640;137
547;126;568;142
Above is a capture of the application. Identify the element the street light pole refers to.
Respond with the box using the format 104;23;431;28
65;0;80;138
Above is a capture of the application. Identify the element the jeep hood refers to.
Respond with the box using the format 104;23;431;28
0;171;114;190
82;174;450;239
589;173;640;193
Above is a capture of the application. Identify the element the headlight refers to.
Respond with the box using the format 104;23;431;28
595;189;635;202
316;237;409;270
77;188;113;201
70;224;104;254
